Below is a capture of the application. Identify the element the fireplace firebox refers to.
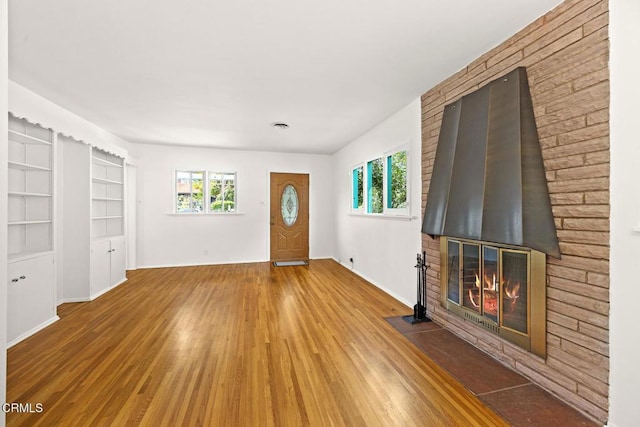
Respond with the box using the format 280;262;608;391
440;237;546;358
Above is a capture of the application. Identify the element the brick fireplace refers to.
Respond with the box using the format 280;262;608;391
420;0;609;423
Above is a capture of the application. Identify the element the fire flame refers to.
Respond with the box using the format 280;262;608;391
469;271;520;310
504;281;521;300
475;272;498;291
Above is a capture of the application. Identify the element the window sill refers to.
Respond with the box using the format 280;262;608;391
167;212;245;216
348;212;416;221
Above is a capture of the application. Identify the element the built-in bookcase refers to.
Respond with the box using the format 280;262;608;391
7;114;54;259
60;139;127;303
91;147;124;239
7;113;58;346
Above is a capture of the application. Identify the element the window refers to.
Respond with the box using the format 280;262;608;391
208;172;236;212
176;171;204;212
352;165;363;210
367;157;383;214
351;147;409;216
175;171;236;213
386;149;407;211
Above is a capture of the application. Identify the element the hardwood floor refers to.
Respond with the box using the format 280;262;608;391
7;259;507;426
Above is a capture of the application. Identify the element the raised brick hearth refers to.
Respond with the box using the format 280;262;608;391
421;0;609;423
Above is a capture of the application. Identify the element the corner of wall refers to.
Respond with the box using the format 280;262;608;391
1;0;10;423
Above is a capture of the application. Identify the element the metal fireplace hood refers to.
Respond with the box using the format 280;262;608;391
422;67;560;258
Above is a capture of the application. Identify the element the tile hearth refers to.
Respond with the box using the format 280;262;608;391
385;317;597;427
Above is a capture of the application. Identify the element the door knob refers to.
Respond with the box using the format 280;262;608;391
270;216;275;226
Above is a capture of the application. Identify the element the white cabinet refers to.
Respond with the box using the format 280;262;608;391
7;114;58;346
110;236;127;286
90;236;126;298
60;139;127;302
7;254;58;345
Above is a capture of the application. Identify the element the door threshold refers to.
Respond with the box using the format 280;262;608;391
272;260;309;267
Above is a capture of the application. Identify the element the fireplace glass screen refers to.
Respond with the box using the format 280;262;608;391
445;239;530;334
461;244;480;313
502;251;528;334
447;241;460;304
441;237;544;357
482;247;499;324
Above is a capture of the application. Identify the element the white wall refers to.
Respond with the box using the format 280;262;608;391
132;143;333;267
1;0;8;424
608;1;640;426
126;165;137;270
332;99;422;306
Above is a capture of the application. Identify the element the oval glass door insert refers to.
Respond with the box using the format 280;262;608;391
281;184;299;226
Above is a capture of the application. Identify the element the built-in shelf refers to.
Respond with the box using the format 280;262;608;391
91;147;124;240
8;220;53;226
5;114;61;349
9;191;52;198
92;177;123;185
8;129;53;146
92;156;124;168
8;161;52;172
7;114;54;259
92;197;124;202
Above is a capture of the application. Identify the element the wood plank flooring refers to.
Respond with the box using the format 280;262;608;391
7;259;508;426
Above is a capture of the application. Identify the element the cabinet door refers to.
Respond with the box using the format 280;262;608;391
7;266;23;343
8;254;55;343
109;236;127;287
90;240;111;297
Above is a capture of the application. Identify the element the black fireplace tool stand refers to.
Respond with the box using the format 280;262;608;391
403;251;432;324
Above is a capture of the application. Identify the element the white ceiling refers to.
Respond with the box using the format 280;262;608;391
8;0;563;154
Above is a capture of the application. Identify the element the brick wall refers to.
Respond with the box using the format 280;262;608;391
421;0;609;422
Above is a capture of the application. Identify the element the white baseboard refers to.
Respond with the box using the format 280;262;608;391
61;297;91;303
8;315;60;348
90;278;128;301
138;259;267;269
138;257;334;270
333;258;413;308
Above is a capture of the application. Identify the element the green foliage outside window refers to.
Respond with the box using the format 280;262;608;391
176;171;235;213
368;158;384;214
353;166;363;209
388;150;407;209
176;171;204;212
209;173;236;212
353;149;407;214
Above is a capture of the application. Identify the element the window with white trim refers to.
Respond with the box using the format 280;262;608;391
351;147;409;216
175;170;236;213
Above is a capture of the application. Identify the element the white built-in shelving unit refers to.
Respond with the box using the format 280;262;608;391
6;114;129;344
7;114;58;345
60;140;127;302
91;147;124;239
7;117;54;260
